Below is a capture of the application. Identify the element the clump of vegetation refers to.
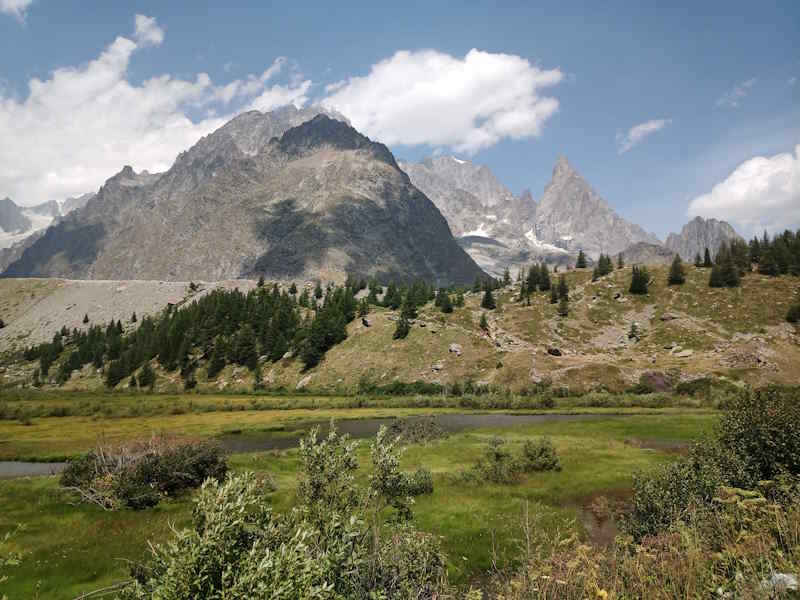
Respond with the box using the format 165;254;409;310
60;437;228;510
625;385;800;539
459;436;562;484
119;425;446;599
667;254;686;285
592;253;614;280
629;265;649;294
575;249;587;269
389;416;449;444
0;526;22;600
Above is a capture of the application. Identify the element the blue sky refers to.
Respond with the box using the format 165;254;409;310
1;0;798;238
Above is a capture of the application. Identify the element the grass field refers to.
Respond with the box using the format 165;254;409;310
0;396;715;599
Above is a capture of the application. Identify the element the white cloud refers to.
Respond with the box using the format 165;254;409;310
0;0;33;21
616;118;671;154
716;77;757;108
321;49;563;154
789;76;798;87
133;14;164;46
688;145;800;234
0;16;311;205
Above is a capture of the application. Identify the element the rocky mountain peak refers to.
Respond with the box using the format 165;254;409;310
665;216;741;260
552;155;575;180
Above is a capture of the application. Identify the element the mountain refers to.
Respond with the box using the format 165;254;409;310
620;242;675;266
2;109;484;285
665;216;741;261
0;198;32;234
534;156;661;257
400;154;660;276
62;193;94;215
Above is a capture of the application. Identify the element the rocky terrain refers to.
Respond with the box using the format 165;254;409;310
2;265;797;393
1;109;483;285
665;216;741;260
402;155;662;275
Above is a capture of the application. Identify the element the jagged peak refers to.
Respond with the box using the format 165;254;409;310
552;155;575;179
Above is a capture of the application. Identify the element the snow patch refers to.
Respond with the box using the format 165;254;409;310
462;223;492;238
451;156;467;165
0;210;56;249
485;214;497;221
524;229;568;254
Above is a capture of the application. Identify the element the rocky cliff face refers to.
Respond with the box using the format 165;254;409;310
2;110;484;285
665;216;741;260
400;154;660;275
535;157;661;258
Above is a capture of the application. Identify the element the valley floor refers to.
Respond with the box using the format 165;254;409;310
0;393;714;599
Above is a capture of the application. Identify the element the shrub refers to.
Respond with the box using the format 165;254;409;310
406;468;434;495
120;426;448;599
629;265;649;294
520;438;561;472
61;437;227;510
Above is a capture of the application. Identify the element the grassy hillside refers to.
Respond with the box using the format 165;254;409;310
1;265;798;393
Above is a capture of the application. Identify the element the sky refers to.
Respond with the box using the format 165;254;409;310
0;0;798;239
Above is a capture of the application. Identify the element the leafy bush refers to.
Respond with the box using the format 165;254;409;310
121;425;447;599
624;385;800;538
520;438;561;472
61;437;227;510
406;468;434;495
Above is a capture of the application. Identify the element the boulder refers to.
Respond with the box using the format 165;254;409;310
361;317;371;327
660;312;679;321
431;362;444;372
296;374;312;390
546;346;562;357
448;343;462;356
674;349;694;358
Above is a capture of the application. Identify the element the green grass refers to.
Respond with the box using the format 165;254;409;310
0;410;715;597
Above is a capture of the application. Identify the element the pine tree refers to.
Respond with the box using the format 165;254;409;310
481;288;496;310
138;362;156;390
557;275;569;301
668;254;686;285
479;313;489;331
289;282;298;295
83;313;89;324
298;288;310;307
440;293;453;314
393;315;411;340
694;252;702;267
454;293;465;308
131;311;137;323
629;265;649;295
472;276;482;293
314;281;323;299
257;275;265;288
358;298;369;317
709;264;725;287
526;264;539;292
703;247;712;268
207;339;226;379
617;253;624;269
549;286;558;304
502;267;511;287
576;250;587;269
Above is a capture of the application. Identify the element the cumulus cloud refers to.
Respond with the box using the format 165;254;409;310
0;15;311;205
688;145;800;234
616;118;671;154
133;14;164;46
0;0;33;21
321;49;563;154
716;77;757;108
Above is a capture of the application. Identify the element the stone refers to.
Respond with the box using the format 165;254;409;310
418;321;426;327
296;374;312;390
431;362;444;372
660;312;679;321
361;317;371;327
448;343;462;356
761;573;798;594
546;346;562;357
674;349;694;358
282;350;294;359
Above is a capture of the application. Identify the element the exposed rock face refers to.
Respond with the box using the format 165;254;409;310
400;154;660;275
0;198;31;234
665;216;741;260
61;193;94;215
535;157;661;258
2;109;484;285
620;242;675;265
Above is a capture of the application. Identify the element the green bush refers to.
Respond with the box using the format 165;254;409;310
520;438;561;472
406;468;434;495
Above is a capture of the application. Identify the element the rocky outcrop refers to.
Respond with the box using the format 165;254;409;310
620;242;675;265
0;198;31;234
2;110;484;285
665;216;741;260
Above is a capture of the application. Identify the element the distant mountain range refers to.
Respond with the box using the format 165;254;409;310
2;107;483;285
1;106;745;282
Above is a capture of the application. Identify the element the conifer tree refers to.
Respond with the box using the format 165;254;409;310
358;298;369;317
83;313;89;324
138;362;156;390
257;276;265;288
539;264;552;291
393;314;411;340
709;263;725;288
502;267;511;287
617;253;624;269
557;294;569;317
526;264;539;292
629;265;649;295
472;276;482;293
454;293;465;307
131;312;137;323
289;282;298;295
668;254;686;285
298;288;310;307
549;285;558;304
694;252;702;267
479;313;489;331
576;250;587;269
557;274;569;301
207;339;226;379
440;293;453;314
703;247;713;268
481;288;496;310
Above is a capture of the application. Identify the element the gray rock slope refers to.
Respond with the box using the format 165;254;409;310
2;109;484;286
665;216;741;260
